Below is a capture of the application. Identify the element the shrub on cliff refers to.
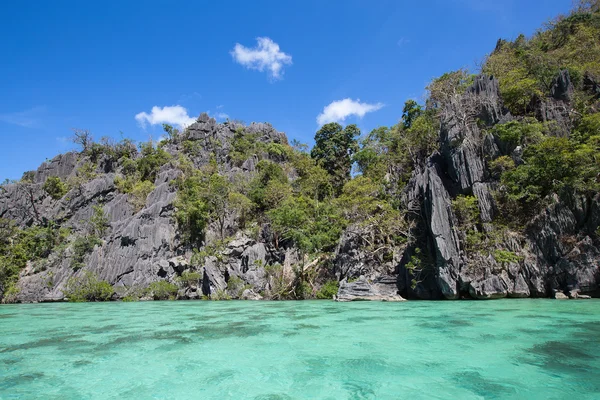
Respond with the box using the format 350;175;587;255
146;281;178;300
43;176;68;200
64;271;113;302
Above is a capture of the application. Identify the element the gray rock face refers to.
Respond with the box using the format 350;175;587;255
241;289;263;300
469;276;507;300
335;276;406;302
0;120;295;303
399;73;600;301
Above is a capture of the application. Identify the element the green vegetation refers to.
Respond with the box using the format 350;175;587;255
311;123;359;194
0;220;70;301
146;281;179;300
63;271;113;302
43;176;68;200
71;236;102;270
178;270;202;287
316;280;339;299
3;2;600;302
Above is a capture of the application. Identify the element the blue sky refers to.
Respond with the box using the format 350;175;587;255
0;0;572;181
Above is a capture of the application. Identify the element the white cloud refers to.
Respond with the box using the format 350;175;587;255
0;106;46;128
230;37;292;80
216;112;229;120
316;98;384;125
135;105;196;129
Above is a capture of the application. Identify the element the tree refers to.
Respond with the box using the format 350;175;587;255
162;124;180;142
401;100;423;129
205;174;231;239
72;129;93;152
310;123;359;194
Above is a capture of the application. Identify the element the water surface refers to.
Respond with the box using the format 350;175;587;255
1;299;599;399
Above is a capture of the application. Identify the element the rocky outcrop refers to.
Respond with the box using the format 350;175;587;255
399;72;600;300
335;276;406;302
0;115;294;303
1;71;599;303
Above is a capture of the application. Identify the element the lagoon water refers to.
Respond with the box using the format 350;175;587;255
1;300;599;399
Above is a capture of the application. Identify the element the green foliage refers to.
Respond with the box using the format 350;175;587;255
500;135;600;213
228;192;253;229
137;141;171;182
175;166;250;243
162;124;181;142
355;111;438;188
248;160;290;211
71;236;102;270
489;156;516;179
226;275;245;297
175;176;209;245
483;3;600;115
64;271;113;302
401;100;423;129
120;157;138;176
116;175;155;211
90;205;109;236
493;249;522;265
146;281;178;300
21;171;34;183
316;280;339;299
0;220;70;300
130;180;155;210
178;270;201;287
211;289;232;300
43;176;68;200
491;118;544;153
229;128;267;166
267;195;344;253
67;162;97;192
311;123;360;194
405;248;432;289
337;177;407;248
452;196;480;228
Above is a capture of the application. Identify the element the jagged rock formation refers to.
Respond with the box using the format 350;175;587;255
1;73;599;303
399;73;600;300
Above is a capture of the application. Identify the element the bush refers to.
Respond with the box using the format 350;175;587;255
130;180;155;210
71;236;102;270
64;271;113;302
316;280;339;299
146;281;178;300
489;156;516;179
43;176;68;200
178;270;201;287
137;141;171;182
226;275;245;297
493;249;522;265
452;195;480;227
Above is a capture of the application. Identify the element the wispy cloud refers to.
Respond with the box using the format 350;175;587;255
317;99;384;125
216;112;229;120
135;105;196;129
231;37;292;80
0;106;46;128
397;37;410;47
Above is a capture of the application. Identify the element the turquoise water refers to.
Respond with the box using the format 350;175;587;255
1;300;599;399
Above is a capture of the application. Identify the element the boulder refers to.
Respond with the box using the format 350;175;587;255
469;276;508;299
335;276;406;302
553;290;569;300
241;289;263;301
